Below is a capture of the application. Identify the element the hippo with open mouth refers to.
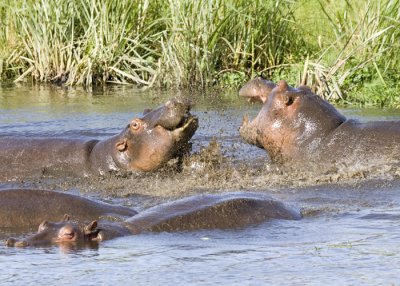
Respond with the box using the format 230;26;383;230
239;78;400;168
0;98;198;179
4;191;301;247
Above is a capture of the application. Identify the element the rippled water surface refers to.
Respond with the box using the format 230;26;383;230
0;83;400;285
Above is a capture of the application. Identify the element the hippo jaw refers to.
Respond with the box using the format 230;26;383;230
170;115;198;143
113;98;198;172
239;115;263;148
142;97;193;130
5;216;103;248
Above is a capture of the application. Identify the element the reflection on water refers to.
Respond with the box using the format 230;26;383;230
1;83;400;285
1;212;400;285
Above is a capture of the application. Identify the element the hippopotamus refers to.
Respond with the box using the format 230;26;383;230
5;192;301;247
0;98;198;180
0;189;137;229
239;78;400;168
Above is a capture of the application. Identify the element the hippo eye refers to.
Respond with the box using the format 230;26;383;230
130;120;142;131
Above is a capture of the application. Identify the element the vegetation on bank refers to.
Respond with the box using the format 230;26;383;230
0;0;399;107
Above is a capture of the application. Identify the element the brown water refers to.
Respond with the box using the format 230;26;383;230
1;83;400;285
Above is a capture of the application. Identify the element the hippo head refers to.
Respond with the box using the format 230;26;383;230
113;98;198;172
239;77;276;103
239;80;346;163
5;215;103;248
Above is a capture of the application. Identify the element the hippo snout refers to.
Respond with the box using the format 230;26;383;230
142;97;194;130
5;238;29;247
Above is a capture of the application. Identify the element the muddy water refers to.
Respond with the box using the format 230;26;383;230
1;83;400;285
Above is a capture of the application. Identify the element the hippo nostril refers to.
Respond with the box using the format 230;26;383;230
59;225;76;241
61;230;74;239
62;233;74;240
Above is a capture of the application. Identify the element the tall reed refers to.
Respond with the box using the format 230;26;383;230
296;0;400;102
0;0;399;108
1;0;161;87
158;0;302;87
0;0;304;88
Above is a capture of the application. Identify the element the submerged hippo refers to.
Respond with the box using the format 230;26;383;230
5;192;301;247
0;98;198;180
239;78;400;168
0;189;137;229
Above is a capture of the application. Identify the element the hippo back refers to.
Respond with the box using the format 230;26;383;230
124;192;301;233
0;189;137;229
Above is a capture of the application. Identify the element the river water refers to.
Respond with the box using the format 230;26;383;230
0;83;400;285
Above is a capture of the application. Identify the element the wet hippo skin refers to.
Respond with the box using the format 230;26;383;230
5;192;301;247
0;98;198;180
0;188;137;229
123;191;301;233
239;78;400;168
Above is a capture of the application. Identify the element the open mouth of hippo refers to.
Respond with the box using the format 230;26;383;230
173;111;198;130
171;114;198;141
142;97;199;136
239;115;259;147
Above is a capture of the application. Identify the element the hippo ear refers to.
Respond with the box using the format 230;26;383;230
298;85;311;93
277;80;289;91
63;214;70;221
115;138;128;152
143;108;152;115
84;220;103;241
84;220;98;233
38;220;49;232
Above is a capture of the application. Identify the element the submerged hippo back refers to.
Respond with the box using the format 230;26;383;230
0;189;137;229
0;137;97;180
124;192;301;233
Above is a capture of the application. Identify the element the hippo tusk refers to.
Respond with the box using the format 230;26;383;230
242;115;249;125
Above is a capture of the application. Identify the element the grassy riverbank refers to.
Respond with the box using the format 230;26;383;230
0;0;399;107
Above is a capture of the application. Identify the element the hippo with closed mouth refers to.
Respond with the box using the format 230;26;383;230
239;78;400;168
5;192;301;247
0;98;198;180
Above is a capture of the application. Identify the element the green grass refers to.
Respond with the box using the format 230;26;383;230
294;0;400;106
0;0;399;107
